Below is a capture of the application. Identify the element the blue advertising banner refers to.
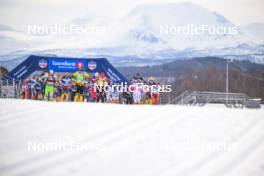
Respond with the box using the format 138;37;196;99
8;55;127;82
48;58;87;72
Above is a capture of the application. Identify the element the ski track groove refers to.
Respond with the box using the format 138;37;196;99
0;101;100;125
211;119;264;176
174;115;264;176
45;110;191;176
1;108;191;176
0;107;159;175
147;112;264;176
0;101;42;117
142;109;219;176
0;105;59;124
1;100;263;176
0;99;49;107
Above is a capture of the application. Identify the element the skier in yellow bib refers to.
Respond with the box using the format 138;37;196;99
73;70;89;102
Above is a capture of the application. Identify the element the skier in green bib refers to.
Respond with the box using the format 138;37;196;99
44;70;56;101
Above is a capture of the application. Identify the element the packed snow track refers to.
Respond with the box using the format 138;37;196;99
0;99;264;176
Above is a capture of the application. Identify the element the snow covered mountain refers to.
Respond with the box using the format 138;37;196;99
0;2;264;67
120;2;246;49
242;23;264;43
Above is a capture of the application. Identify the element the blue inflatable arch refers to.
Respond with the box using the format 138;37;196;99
8;55;127;83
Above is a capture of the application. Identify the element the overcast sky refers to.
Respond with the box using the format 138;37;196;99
0;0;263;30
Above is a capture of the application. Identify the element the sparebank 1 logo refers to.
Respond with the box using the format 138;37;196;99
38;59;48;69
88;61;97;70
76;62;84;70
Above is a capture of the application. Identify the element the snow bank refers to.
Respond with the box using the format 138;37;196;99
0;99;264;176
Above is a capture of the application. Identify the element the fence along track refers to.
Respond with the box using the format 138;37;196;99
0;75;20;98
170;91;261;108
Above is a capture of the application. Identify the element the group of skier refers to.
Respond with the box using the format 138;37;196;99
20;70;160;105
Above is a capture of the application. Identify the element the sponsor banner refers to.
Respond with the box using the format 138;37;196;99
87;61;97;71
38;59;48;69
13;65;28;79
8;55;127;82
48;58;86;72
106;68;121;82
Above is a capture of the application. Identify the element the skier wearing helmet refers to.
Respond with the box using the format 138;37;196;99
97;72;107;87
31;74;42;100
72;68;89;102
96;72;108;102
21;79;31;99
133;73;144;83
94;72;99;78
60;72;72;101
44;70;56;101
149;77;159;105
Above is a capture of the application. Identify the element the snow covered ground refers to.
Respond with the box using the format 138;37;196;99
0;99;264;176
